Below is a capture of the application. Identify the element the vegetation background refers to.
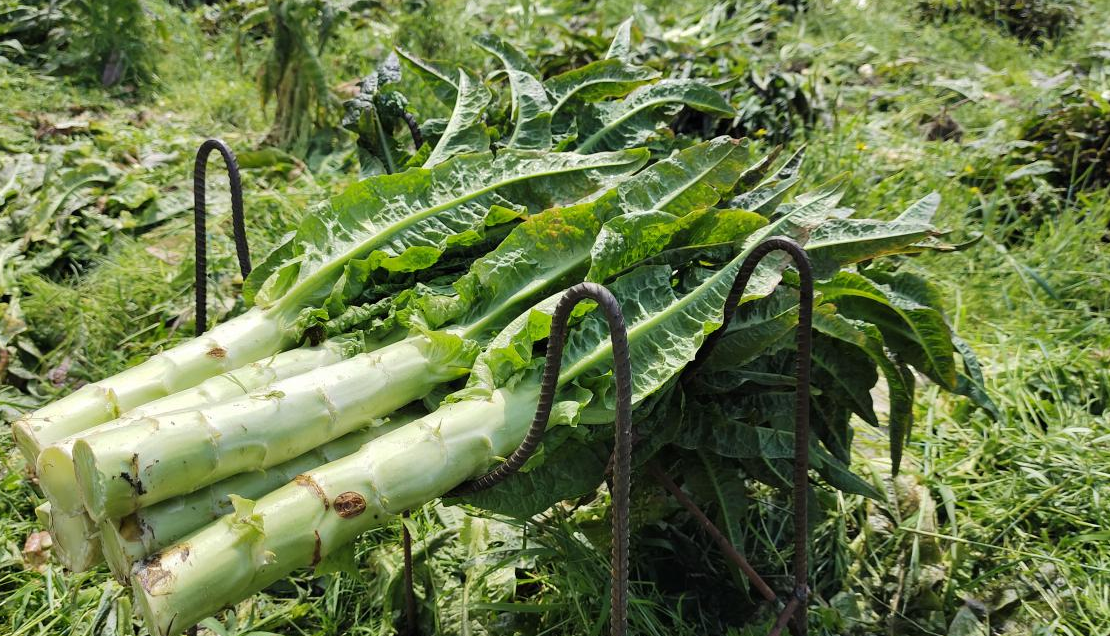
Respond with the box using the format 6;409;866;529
1;0;1107;634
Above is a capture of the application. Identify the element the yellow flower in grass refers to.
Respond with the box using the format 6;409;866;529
856;141;868;151
963;164;975;174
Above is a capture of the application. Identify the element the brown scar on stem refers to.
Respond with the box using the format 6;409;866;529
206;346;228;359
311;530;322;567
333;492;366;518
136;544;190;592
122;453;146;495
294;474;329;510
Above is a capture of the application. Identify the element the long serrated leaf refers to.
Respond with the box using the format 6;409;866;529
474;34;552;150
587;208;766;283
812;307;915;474
244;149;648;315
439;137;761;339
545;59;659;117
423;69;491;168
811;334;880;426
806;219;942;278
606;17;634;61
394;47;458;106
675;400;881;499
575;80;736;153
553;186;841;401
702;287;800;370
816;271;956;389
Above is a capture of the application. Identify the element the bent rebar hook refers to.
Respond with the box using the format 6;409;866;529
679;236;814;636
194;138;251;335
451;282;635;636
185;139;253;636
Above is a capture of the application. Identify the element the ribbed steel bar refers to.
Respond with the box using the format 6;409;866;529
185;138;252;636
193;138;251;335
402;510;417;635
399;119;425;636
680;236;814;636
647;460;777;603
450;282;633;636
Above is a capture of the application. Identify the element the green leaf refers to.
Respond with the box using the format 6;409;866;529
423;69;492;168
674;399;880;499
575;80;736;153
728;147;805;212
816;271;956;389
447;203;610;338
586;208;767;283
474;34;552;150
552;186;840;403
1005;160;1056;182
760;145;806;185
443;137;764;337
811;333;880;426
812;308;916;474
952;335;1000;417
606;17;634;61
545;59;659;117
806;219;943;278
341;53;410;176
394;47;458;106
450;437;608;518
243;148;649;314
685;451;748;546
730;176;799;214
702;287;800;370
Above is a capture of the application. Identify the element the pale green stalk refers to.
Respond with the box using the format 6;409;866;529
131;387;538;636
13;308;291;466
74;336;469;520
35;502;102;572
98;411;418;582
37;339;356;519
34;339;364;573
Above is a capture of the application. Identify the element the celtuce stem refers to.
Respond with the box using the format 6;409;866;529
37;339;357;518
75;336;473;520
98;411;418;582
36;502;102;572
131;386;537;636
13;308;293;466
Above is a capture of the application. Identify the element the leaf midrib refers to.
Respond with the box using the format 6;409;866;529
556;190;832;391
461;145;739;338
821;281;951;385
272;153;638;315
577;88;727;154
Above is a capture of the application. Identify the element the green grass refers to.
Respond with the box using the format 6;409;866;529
2;0;1109;634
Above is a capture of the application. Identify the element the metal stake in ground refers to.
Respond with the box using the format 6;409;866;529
193;138;251;335
681;236;814;636
451;282;634;636
185;139;254;636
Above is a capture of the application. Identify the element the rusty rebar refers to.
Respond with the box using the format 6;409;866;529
402;510;417;635
193;138;250;335
647;460;777;603
450;282;633;636
680;236;814;635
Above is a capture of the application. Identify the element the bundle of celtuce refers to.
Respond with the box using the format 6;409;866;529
16;25;989;636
